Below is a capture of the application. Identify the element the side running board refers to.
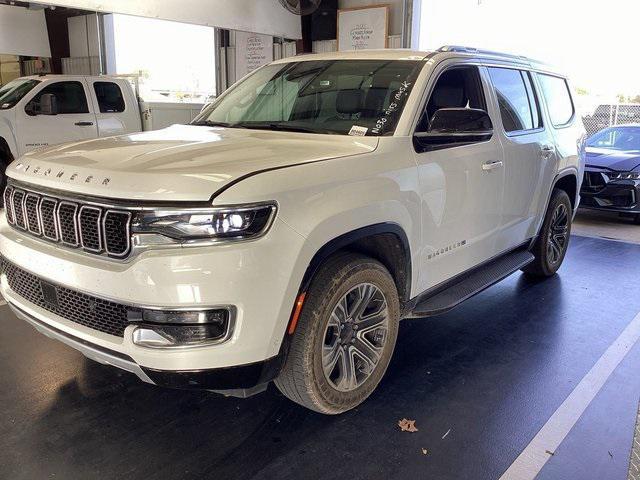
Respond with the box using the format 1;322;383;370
409;249;535;318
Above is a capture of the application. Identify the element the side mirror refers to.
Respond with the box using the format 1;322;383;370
414;108;493;150
39;94;58;115
429;108;493;134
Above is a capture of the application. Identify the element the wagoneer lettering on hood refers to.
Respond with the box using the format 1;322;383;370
8;124;379;202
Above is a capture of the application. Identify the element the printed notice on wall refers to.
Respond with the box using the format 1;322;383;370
235;31;274;79
337;6;389;51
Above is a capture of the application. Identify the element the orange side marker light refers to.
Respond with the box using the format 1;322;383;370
287;292;306;334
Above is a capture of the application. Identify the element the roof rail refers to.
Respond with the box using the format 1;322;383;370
437;45;531;63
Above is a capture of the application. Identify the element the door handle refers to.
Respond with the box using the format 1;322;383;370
74;121;94;126
482;160;503;171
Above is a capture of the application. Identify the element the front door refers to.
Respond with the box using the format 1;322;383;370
412;64;505;293
16;80;97;155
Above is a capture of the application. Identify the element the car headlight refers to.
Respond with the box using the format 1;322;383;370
132;203;277;244
608;172;640;180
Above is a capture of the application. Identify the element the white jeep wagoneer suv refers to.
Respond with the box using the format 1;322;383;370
0;47;585;414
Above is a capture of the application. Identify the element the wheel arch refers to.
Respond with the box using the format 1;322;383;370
553;169;579;210
298;223;412;311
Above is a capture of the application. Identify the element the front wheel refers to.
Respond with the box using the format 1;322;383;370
522;189;572;277
275;253;400;414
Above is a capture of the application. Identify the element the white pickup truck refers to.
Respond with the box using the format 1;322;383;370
0;74;204;192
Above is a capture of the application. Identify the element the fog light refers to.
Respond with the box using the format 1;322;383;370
129;308;232;348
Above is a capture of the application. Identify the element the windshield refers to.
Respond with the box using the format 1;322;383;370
193;59;424;136
0;78;40;110
587;126;640;151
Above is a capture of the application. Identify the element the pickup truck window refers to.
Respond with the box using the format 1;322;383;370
0;79;40;110
193;60;424;136
30;81;89;114
94;82;125;113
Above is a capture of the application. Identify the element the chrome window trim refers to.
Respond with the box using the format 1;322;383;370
24;192;43;236
56;201;80;247
78;205;103;253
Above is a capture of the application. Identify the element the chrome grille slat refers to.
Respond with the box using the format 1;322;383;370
39;197;59;241
25;193;42;236
4;186;14;225
12;189;26;230
3;185;132;258
79;205;102;252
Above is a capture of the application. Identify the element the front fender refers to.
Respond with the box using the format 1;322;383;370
0;112;18;159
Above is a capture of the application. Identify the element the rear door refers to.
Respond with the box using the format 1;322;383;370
16;80;98;153
89;79;140;137
486;66;554;251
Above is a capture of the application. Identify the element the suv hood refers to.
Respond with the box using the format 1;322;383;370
585;147;640;172
8;125;378;202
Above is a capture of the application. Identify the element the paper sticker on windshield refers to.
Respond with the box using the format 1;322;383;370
349;125;368;136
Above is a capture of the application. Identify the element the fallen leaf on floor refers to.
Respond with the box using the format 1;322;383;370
442;429;451;439
545;450;555;456
608;451;613;458
421;448;428;455
398;418;418;432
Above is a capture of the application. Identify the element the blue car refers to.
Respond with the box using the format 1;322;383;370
580;125;640;223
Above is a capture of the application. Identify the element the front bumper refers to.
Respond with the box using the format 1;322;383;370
10;302;282;396
0;213;307;377
579;170;640;213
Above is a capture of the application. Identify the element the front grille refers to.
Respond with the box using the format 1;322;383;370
1;257;136;337
4;184;132;258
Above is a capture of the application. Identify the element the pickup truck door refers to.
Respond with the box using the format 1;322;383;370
87;79;141;137
411;63;505;293
15;80;98;154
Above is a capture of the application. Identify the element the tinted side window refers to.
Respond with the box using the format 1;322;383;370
94;82;125;113
32;81;89;114
488;67;540;133
538;74;574;126
417;65;488;132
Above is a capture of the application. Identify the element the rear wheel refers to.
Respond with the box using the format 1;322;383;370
522;189;572;277
275;253;400;414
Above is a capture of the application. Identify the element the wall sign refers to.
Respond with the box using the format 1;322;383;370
235;31;274;79
337;5;389;52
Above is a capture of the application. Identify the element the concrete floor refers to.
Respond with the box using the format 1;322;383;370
573;208;640;244
0;235;639;480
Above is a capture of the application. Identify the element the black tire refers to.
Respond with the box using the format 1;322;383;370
522;189;572;277
275;252;400;414
0;148;11;208
633;214;640;225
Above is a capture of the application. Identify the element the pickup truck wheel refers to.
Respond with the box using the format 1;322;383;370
522;189;572;277
275;253;399;414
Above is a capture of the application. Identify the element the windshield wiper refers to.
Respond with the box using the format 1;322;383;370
234;122;335;135
191;120;246;128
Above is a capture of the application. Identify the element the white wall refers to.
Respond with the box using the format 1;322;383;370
0;4;51;57
34;0;302;39
339;0;404;36
68;14;100;57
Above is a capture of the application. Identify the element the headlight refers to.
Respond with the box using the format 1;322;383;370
132;203;277;243
608;172;640;180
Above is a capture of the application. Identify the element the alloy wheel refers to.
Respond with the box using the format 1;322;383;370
321;283;390;392
547;203;569;265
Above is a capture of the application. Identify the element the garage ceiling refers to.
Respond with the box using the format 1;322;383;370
32;0;302;38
